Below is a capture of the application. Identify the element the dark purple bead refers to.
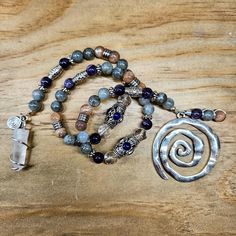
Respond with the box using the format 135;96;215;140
191;108;202;119
93;152;104;164
123;142;131;150
59;58;71;69
40;77;52;88
64;78;75;90
114;84;125;96
90;133;101;145
86;64;97;76
141;118;153;130
142;87;153;99
113;112;121;121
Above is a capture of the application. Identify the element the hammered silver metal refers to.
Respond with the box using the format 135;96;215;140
152;118;220;182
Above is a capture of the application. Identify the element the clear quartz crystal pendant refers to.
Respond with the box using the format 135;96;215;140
152;117;220;182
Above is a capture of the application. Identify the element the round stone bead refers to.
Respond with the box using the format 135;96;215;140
51;101;63;112
76;131;89;144
59;58;71;69
50;112;61;122
75;120;87;131
141;118;153;130
122;70;135;83
109;51;120;63
88;95;101;107
162;98;175;110
92;152;104;164
191;108;202;119
104;151;118;164
143;103;154;115
64;78;75;90
71;50;83;63
139;97;150;106
117;59;128;70
101;62;113;75
94;46;105;58
113;112;121;121
80;104;93;115
32;89;45;101
90;133;101;145
64;134;76;145
142;87;153;99
154;92;167;105
80;142;93;154
98;88;110;100
112;67;124;80
40;77;52;88
123;142;131;151
214;109;226;122
202;109;214;121
55;90;67;102
114;84;125;96
86;64;97;76
83;48;95;60
28;100;42;112
55;128;67;138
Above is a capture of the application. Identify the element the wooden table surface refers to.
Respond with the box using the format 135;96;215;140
0;0;235;235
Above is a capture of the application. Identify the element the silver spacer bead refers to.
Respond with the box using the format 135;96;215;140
72;71;89;85
78;113;89;123
96;64;102;75
151;91;158;102
52;121;63;130
61;87;71;95
38;86;48;93
129;78;140;87
48;65;63;80
68;55;76;65
109;87;116;97
143;114;153;120
103;49;112;60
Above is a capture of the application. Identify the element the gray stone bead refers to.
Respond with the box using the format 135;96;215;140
101;61;113;75
80;142;93;154
117;59;128;70
64;134;76;145
71;50;84;63
88;95;101;107
28;100;42;112
83;48;95;60
32;89;45;101
162;97;174;110
112;67;124;80
202;109;214;121
55;90;67;102
138;97;150;106
155;92;167;105
51;100;63;112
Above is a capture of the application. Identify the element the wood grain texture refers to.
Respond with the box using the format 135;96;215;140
0;0;236;235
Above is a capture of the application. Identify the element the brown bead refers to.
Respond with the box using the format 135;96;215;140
55;128;67;138
75;120;87;131
51;112;61;122
139;82;146;89
214;109;226;122
109;51;120;63
94;46;104;58
122;70;135;83
80;104;93;115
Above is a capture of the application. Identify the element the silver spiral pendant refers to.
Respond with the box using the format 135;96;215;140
152;118;220;182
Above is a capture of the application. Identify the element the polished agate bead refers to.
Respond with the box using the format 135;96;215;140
80;104;93;115
50;112;61;122
75;120;87;131
94;46;105;58
214;109;226;122
109;51;120;63
55;128;67;138
123;70;135;83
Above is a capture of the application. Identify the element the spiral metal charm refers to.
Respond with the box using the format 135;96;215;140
152;118;220;182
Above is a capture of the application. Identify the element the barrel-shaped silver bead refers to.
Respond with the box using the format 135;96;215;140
48;65;63;80
125;87;142;97
78;113;89;123
129;78;141;87
72;71;89;85
102;49;112;60
52;121;63;130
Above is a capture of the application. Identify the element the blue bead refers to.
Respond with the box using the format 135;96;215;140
40;77;52;88
90;133;101;145
143;103;154;115
117;59;128;70
112;67;124;80
92;152;104;164
83;48;95;60
141;118;153;130
71;50;83;63
138;97;150;106
113;112;121;121
59;58;71;69
80;142;92;154
88;95;101;107
64;78;75;90
123;142;131;150
101;62;113;75
98;88;110;100
64;134;76;145
142;87;153;99
114;84;125;96
76;131;89;144
28;100;42;112
162;98;174;110
32;89;45;101
51;100;63;112
86;64;97;76
55;90;67;102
